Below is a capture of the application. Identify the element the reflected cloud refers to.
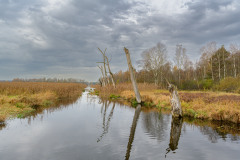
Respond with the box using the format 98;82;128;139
142;111;170;142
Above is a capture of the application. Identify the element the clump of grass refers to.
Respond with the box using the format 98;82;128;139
131;99;139;107
109;94;121;99
17;110;34;119
43;100;53;107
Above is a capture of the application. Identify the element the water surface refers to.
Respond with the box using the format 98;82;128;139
0;91;239;160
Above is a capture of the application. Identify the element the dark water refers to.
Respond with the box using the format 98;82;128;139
0;90;240;160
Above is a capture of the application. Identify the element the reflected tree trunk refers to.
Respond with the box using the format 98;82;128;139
97;102;116;142
0;122;6;131
125;105;141;160
166;117;183;157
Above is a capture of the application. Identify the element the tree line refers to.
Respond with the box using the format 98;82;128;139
12;78;87;83
108;42;240;91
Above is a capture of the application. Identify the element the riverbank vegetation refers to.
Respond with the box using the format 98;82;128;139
0;82;86;122
93;83;240;123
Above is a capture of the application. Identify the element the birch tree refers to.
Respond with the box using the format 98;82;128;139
140;42;167;86
230;44;240;78
174;44;186;85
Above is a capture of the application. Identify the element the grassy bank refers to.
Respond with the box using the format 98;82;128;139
93;83;240;124
0;82;86;122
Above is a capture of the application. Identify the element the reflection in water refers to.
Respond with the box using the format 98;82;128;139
199;124;240;143
25;97;81;125
0;91;240;160
125;105;141;160
97;100;116;142
0;123;6;131
166;117;183;157
142;111;170;141
184;118;240;143
199;126;221;143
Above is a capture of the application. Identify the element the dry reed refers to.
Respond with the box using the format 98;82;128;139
0;82;86;122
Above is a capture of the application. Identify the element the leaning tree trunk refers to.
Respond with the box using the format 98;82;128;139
124;47;141;103
167;81;182;117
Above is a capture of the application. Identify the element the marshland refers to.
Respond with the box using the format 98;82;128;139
1;0;240;159
1;44;240;160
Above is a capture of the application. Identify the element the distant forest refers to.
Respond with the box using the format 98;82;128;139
112;42;240;92
12;78;87;84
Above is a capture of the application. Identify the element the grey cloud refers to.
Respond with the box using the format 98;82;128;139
0;0;240;81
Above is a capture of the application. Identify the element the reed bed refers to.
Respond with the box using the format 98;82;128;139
0;82;86;122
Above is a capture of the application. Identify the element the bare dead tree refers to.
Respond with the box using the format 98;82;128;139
105;54;116;88
124;47;141;103
98;65;106;86
98;48;110;84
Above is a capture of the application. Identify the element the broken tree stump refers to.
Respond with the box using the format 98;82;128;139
167;82;182;118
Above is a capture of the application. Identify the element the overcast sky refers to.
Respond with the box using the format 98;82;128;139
0;0;240;81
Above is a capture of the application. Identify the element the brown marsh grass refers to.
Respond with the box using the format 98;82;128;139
93;83;157;97
94;83;240;123
0;82;86;122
